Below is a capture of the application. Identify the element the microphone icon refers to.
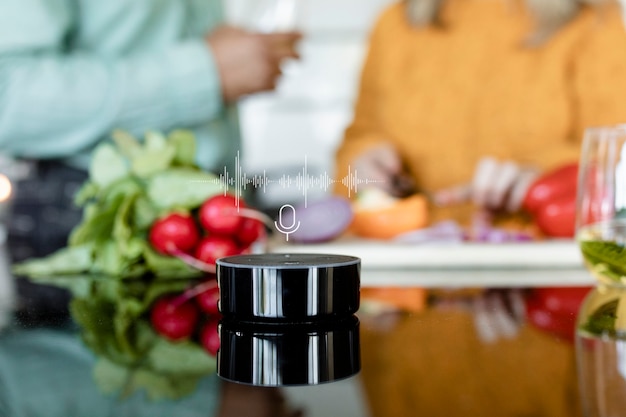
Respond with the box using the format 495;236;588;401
274;204;301;241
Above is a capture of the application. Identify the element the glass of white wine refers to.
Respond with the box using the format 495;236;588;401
576;125;626;417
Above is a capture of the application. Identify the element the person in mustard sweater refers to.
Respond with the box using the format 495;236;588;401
337;0;626;216
337;0;626;416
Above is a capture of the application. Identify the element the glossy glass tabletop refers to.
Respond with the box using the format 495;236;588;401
0;277;583;417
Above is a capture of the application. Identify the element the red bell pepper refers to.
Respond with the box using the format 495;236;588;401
520;164;588;342
522;162;578;238
534;194;577;238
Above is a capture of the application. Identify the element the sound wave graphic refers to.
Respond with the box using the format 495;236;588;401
197;151;383;207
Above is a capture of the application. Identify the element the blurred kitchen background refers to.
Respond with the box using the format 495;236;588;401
225;0;394;209
0;0;396;219
0;5;394;411
0;0;393;328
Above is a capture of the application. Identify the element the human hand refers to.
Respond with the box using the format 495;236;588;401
434;157;539;212
352;143;415;198
434;289;526;344
206;26;301;103
471;289;526;343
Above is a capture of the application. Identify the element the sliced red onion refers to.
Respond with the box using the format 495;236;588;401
469;227;534;243
465;210;533;242
281;196;354;243
394;221;465;244
396;217;534;244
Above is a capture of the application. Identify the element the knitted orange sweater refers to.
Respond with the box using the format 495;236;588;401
336;0;626;202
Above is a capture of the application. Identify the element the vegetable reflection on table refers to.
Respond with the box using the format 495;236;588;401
17;274;219;400
357;301;582;417
0;326;304;417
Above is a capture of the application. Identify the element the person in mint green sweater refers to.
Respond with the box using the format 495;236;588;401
0;0;299;172
0;0;300;323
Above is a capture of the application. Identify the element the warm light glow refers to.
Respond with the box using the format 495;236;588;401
0;174;12;202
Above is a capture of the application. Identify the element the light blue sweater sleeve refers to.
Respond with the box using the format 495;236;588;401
0;0;225;160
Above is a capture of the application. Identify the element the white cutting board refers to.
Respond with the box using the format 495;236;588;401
270;238;594;288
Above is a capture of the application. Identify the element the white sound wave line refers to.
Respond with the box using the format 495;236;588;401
193;151;385;207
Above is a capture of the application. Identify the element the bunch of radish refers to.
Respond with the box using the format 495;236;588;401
149;194;266;267
147;193;266;354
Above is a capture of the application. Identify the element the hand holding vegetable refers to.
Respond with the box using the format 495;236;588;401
434;157;539;212
435;158;578;238
352;143;416;198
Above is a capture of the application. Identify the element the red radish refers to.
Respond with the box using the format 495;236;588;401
149;213;200;254
236;218;264;247
150;295;199;341
199;194;245;235
200;319;221;356
194;235;241;265
196;283;220;315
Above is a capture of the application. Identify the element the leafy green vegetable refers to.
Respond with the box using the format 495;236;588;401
142;246;202;279
581;299;619;337
69;194;125;246
89;144;130;188
580;240;626;282
13;245;93;277
145;131;168;150
133;196;159;230
74;181;99;206
93;358;131;395
112;130;142;160
132;143;176;179
14;130;220;281
147;169;221;211
74;283;215;400
71;297;141;365
91;241;128;276
112;194;138;254
168;130;197;166
132;368;203;401
141;280;192;310
147;338;216;376
113;298;147;357
13;130;221;400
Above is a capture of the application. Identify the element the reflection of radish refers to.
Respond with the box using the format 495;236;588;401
196;283;220;315
194;236;241;265
149;213;200;254
199;194;244;235
150;295;199;341
200;319;220;356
